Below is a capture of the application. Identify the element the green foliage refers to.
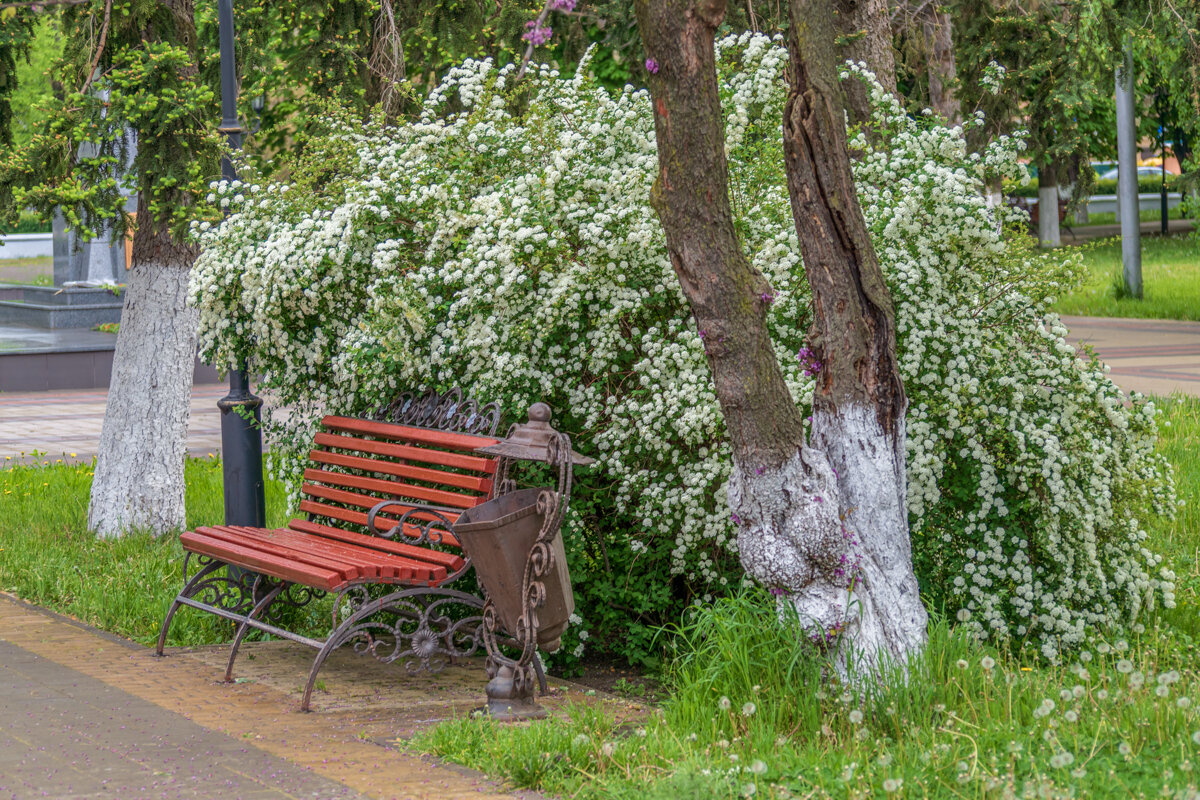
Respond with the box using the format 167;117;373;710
0;1;223;242
0;208;50;233
954;0;1114;199
6;14;61;152
0;6;37;150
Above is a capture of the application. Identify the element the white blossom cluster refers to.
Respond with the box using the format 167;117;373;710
190;36;1174;660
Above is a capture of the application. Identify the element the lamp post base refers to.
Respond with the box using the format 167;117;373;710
484;665;547;721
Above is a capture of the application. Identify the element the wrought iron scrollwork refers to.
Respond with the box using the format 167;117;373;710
366;503;474;583
302;587;488;710
481;431;575;697
372;386;502;437
180;553;260;617
260;582;324;626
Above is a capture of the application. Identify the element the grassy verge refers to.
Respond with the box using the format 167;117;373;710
1072;207;1187;227
0;454;307;647
413;397;1200;799
1054;234;1200;320
0;255;52;285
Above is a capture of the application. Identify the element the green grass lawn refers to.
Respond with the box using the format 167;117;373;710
0;255;52;285
1054;234;1200;320
0;454;302;647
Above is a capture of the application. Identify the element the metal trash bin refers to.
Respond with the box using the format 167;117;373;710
453;487;574;652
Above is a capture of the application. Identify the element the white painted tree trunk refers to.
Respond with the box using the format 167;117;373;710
1038;181;1060;248
88;257;198;538
731;404;928;674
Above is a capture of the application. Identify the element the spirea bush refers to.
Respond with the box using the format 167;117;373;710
190;35;1175;664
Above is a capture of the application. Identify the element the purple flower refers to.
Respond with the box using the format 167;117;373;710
760;291;775;305
731;513;742;526
548;0;577;10
645;58;659;74
522;22;553;46
797;346;822;378
769;587;791;597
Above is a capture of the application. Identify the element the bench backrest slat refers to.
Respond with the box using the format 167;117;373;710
296;412;500;548
308;450;493;493
311;432;498;473
302;468;483;510
321;416;498;453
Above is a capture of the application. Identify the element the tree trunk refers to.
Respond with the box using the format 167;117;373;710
88;202;199;538
834;0;897;127
780;0;927;667
636;0;926;673
921;4;959;122
633;0;808;473
1037;161;1061;248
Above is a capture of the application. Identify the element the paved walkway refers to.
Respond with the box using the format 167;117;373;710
1062;315;1200;397
0;594;626;799
0;384;224;463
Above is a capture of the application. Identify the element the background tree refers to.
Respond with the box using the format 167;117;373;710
635;0;927;669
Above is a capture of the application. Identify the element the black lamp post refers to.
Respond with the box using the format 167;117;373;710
216;0;266;531
1158;95;1169;235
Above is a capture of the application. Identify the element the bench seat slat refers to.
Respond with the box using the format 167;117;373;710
298;499;463;549
308;449;494;493
287;518;463;576
313;432;498;473
192;527;366;583
302;467;484;510
204;525;421;582
321;416;499;452
180;531;348;591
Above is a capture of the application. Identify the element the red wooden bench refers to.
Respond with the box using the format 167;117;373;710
155;387;542;711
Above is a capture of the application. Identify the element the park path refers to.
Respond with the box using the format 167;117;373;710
0;383;224;464
0;314;1197;464
1061;315;1200;397
0;594;561;800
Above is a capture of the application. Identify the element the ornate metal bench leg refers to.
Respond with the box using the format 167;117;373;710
155;558;225;657
534;656;548;695
301;634;343;713
224;578;286;683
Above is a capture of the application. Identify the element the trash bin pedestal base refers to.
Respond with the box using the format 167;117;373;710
485;665;548;721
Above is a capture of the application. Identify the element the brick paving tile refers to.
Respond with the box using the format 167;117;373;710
0;385;227;463
0;596;558;800
1061;315;1200;398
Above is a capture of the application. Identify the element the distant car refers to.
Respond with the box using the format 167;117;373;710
1098;166;1177;180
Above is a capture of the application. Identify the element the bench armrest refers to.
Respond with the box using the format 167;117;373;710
366;500;458;547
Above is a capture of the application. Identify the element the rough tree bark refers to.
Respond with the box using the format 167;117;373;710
834;0;897;127
635;0;927;672
88;0;200;538
921;3;959;122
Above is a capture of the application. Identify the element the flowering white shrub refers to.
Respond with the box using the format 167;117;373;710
190;35;1175;662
